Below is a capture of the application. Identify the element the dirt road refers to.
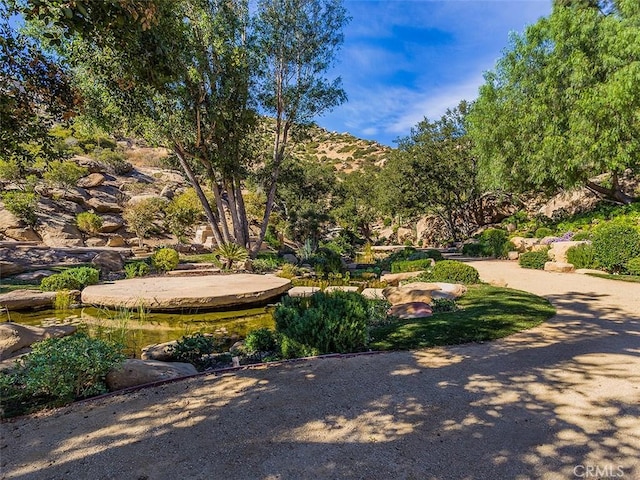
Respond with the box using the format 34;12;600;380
2;261;639;480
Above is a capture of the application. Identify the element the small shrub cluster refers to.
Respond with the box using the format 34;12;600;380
481;228;511;258
308;247;343;277
1;191;37;226
277;263;300;279
518;250;549;270
40;266;100;291
168;333;219;372
591;224;640;273
431;298;459;313
626;257;640;276
76;212;103;234
416;260;480;284
566;243;597;269
151;248;180;272
124;261;151;279
378;247;442;271
461;242;488;257
0;333;125;418
243;328;279;358
274;291;370;358
43;161;88;190
391;259;434;273
535;227;554;239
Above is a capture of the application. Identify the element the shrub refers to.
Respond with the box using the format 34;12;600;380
566;243;597;269
518;250;549;270
592;224;640;273
76;212;103;234
43;161;88;191
252;256;283;273
481;228;510;258
626;257;640;276
124;261;151;278
244;328;278;356
123;198;163;247
214;243;248;270
274;291;369;357
310;247;343;277
571;231;591;241
1;191;37;226
417;260;480;284
41;266;100;291
378;247;442;270
462;242;488;257
168;333;218;372
535;227;554;239
391;259;434;273
92;148;132;174
1;333;125;417
431;298;459;313
164;189;202;242
151;248;180;272
277;262;300;279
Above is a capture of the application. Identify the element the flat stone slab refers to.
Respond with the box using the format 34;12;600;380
323;286;359;293
287;286;320;298
81;274;292;311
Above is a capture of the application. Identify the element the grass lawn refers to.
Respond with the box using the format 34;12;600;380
586;273;640;284
369;284;555;350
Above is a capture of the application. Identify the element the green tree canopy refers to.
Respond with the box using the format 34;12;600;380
468;0;640;204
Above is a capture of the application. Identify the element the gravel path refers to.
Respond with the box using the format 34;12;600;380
2;261;639;480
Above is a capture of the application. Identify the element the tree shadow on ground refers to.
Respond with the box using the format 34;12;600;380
3;291;640;479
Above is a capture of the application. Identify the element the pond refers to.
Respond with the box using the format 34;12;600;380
6;304;276;358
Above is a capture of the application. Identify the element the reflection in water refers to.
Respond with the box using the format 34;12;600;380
8;305;275;358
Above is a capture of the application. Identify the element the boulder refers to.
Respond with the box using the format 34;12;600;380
92;251;124;274
510;237;540;253
383;286;433;306
105;359;197;391
323;286;359;293
99;215;124;233
0;261;27;278
48;187;89;204
141;341;178;361
401;282;467;300
3;227;41;242
0;290;58;311
0;207;22;232
106;234;126;247
575;268;604;275
288;286;320;298
85;237;108;247
76;156;107;173
397;227;414;243
282;253;298;265
507;251;520;261
14;270;56;282
85;194;122;214
548;240;588;263
193;225;214;244
0;322;77;360
38;223;84;248
544;261;575;273
380;271;425;285
387;302;433;319
360;288;386;300
160;185;175;199
77;173;106;189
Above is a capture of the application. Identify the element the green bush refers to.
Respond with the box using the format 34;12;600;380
592;224;640;273
1;333;125;418
168;333;218;372
43;161;88;190
431;298;459;313
518;250;549;270
76;212;103;234
92;148;132;174
391;259;434;273
462;242;488;257
535;227;554;239
626;257;640;276
378;247;442;271
416;260;480;284
481;228;510;258
214;243;249;270
310;247;343;277
151;248;180;272
1;191;37;226
274;291;369;357
571;231;591;241
124;261;151;279
244;328;278;356
566;243;597;269
164;189;202;242
41;266;100;291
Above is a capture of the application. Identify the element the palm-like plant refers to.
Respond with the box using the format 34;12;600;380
214;243;249;270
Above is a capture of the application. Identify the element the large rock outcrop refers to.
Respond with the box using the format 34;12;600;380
0;322;77;360
105;359;197;391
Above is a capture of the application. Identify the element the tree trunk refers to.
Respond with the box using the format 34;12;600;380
234;177;250;249
212;181;232;244
585;175;636;205
173;146;224;248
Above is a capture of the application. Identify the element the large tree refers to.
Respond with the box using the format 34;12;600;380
468;0;640;204
380;101;486;242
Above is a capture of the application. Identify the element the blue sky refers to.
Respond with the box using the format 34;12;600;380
318;0;552;146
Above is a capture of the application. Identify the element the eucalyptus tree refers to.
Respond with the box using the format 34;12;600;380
250;0;349;254
469;0;640;204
